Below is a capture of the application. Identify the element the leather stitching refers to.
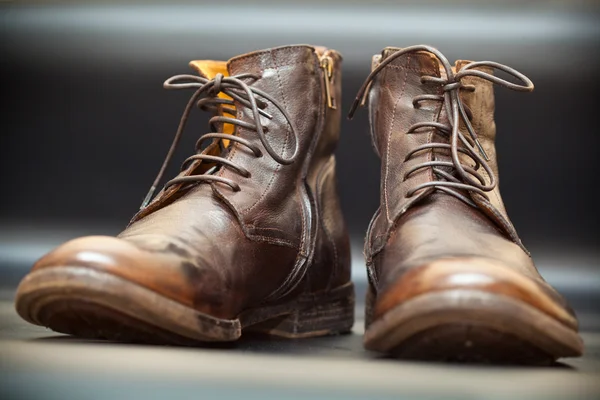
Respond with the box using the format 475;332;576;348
245;234;297;248
241;56;297;214
370;82;442;259
228;45;314;66
384;55;412;223
476;197;513;236
383;64;434;74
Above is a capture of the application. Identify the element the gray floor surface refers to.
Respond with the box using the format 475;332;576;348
1;292;600;400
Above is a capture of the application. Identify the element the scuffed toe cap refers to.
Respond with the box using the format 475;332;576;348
374;257;578;330
32;235;141;272
28;235;234;319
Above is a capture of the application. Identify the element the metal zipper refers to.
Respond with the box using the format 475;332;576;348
319;55;336;109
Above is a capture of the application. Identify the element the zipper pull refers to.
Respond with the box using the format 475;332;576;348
320;55;336;109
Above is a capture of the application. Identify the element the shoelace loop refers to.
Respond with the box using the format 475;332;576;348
349;45;533;207
140;72;299;209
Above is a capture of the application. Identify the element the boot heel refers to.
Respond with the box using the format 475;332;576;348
246;282;355;338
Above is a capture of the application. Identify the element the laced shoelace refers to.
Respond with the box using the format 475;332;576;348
349;45;534;207
140;72;299;209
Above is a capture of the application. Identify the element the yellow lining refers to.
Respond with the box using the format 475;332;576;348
189;60;234;145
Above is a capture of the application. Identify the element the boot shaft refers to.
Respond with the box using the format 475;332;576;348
361;46;531;248
136;45;343;237
132;45;349;300
219;45;343;218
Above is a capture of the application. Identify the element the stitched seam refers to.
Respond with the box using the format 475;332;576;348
477;199;513;237
218;65;305;178
246;234;298;248
229;46;314;66
231;62;308;77
248;49;307;301
376;64;442;256
147;61;311;218
271;48;292;161
384;64;433;74
426;68;443;187
473;192;523;251
262;62;306;71
381;85;441;252
241;51;294;214
384;55;411;223
248;226;290;233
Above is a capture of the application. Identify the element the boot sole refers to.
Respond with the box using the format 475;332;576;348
15;266;355;345
364;289;584;364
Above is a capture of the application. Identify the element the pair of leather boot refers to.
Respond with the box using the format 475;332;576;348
15;44;583;364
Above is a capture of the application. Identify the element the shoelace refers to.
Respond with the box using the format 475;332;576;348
349;45;534;207
140;72;299;209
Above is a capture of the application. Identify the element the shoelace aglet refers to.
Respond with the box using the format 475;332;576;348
140;185;157;210
347;98;360;120
474;138;490;161
360;81;373;106
348;81;373;120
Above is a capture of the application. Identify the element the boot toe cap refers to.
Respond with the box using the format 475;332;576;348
32;235;139;272
23;235;232;318
375;257;578;330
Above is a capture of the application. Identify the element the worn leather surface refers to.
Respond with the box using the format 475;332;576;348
365;47;578;330
29;45;351;320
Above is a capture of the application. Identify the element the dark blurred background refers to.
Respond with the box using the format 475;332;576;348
1;1;599;317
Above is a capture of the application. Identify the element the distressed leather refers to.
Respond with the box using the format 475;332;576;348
364;47;578;330
30;45;351;320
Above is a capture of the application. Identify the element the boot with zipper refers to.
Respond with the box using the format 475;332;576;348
15;45;353;344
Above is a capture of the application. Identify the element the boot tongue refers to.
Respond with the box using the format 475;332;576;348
189;60;229;79
188;60;235;140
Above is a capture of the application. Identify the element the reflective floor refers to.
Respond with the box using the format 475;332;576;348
2;292;600;400
1;225;599;400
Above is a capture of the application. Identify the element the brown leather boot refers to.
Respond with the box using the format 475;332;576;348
350;45;583;364
15;45;353;344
